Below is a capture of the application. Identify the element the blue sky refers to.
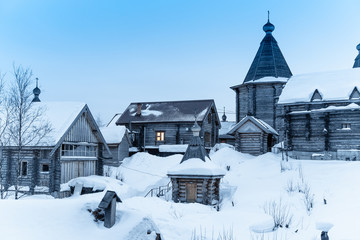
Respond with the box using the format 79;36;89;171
0;0;360;122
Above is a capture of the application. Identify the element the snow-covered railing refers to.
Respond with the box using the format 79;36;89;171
144;181;172;198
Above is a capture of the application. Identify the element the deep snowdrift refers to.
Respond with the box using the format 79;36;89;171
1;147;360;239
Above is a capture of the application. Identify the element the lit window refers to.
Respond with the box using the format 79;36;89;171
156;131;165;142
342;123;351;129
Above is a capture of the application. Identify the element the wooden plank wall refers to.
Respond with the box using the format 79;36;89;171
60;160;96;183
64;112;98;143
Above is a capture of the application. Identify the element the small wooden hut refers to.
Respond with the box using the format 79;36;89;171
167;121;225;205
228;115;278;155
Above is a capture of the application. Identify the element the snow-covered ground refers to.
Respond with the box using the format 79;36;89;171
1;146;360;240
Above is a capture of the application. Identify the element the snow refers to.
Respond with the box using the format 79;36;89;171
13;101;86;146
130;104;163;117
244;76;288;84
158;144;188;153
100;125;127;144
4;146;360;239
219;121;236;135
168;157;226;176
290;103;360;114
279;68;360;104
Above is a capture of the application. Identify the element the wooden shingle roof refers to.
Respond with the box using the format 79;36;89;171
242;20;292;83
116;99;219;125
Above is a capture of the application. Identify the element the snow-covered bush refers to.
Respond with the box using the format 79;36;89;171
263;199;293;230
191;227;235;240
303;183;314;215
285;179;297;193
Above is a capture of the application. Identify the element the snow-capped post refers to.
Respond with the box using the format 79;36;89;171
98;190;122;228
316;222;333;240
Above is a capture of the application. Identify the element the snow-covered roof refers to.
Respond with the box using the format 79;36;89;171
278;68;360;104
290;103;360;115
32;102;87;146
158;144;188;153
219;121;236;136
116;99;219;124
228;116;278;136
167;157;226;176
100;125;127;144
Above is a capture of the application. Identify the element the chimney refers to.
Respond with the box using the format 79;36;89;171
136;103;142;116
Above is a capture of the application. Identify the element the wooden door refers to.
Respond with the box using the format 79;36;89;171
186;182;197;203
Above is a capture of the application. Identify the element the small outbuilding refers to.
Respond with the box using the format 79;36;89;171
228;115;278;155
167;121;225;206
98;190;122;228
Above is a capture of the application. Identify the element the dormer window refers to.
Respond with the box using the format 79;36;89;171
311;89;322;102
350;87;360;99
342;123;351;130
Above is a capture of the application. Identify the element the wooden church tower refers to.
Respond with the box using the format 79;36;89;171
231;14;292;132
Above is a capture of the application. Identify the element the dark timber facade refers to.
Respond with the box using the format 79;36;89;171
231;18;292;132
116;100;220;155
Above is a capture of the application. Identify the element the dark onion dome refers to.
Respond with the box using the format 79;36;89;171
263;20;275;33
33;86;41;95
353;43;360;68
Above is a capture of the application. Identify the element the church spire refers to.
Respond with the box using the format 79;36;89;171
243;13;292;83
353;43;360;68
32;78;41;102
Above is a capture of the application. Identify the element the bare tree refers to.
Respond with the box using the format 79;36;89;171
0;72;11;199
7;65;52;199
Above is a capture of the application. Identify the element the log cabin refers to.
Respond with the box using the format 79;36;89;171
230;16;292;133
228;115;278;155
277;62;360;160
0;92;111;197
167;121;225;205
116;99;220;156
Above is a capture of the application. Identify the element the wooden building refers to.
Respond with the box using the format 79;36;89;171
277;65;360;160
116;99;220;155
230;17;292;132
101;117;130;167
228;116;278;155
218;111;236;146
0;101;111;196
167;122;225;205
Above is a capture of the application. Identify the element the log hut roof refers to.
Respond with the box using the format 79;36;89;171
116;99;220;125
6;101;112;157
278;68;360;105
168;121;225;177
231;18;292;89
228;115;278;136
98;190;122;209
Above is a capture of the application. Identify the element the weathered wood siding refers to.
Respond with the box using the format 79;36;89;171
170;177;221;205
280;100;360;159
237;82;285;130
64;112;98;143
60;160;97;183
1;148;52;192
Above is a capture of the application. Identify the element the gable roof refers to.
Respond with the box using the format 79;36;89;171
116;99;220;125
100;125;128;145
24;102;110;156
242;20;292;84
278;68;360;104
228;116;278;136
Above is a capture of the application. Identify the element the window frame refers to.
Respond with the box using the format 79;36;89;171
61;142;98;158
41;163;50;173
341;123;351;130
19;161;28;177
155;131;165;142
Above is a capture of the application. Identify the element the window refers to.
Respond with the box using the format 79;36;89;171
41;164;49;172
20;161;28;176
342;123;351;129
156;131;165;142
61;143;97;157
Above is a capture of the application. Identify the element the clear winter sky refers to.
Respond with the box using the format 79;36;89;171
0;0;359;123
